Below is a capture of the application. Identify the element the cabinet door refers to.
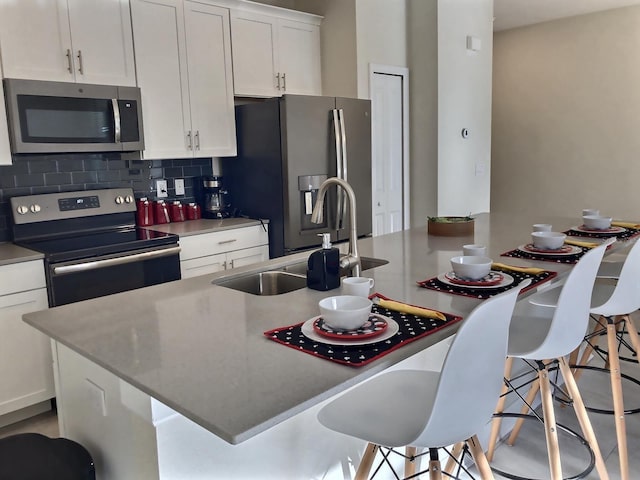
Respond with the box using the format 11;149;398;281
230;11;278;97
131;0;192;159
66;0;136;86
0;0;74;82
278;19;321;96
181;253;226;279
0;289;54;416
226;245;269;270
184;2;237;157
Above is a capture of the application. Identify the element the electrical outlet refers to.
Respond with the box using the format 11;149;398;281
174;178;185;196
156;179;168;198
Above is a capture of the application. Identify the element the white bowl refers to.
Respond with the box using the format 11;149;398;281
318;295;373;330
450;256;492;280
583;215;612;230
531;231;566;250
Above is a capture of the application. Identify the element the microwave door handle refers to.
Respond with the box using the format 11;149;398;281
332;109;343;230
112;99;121;143
338;108;348;228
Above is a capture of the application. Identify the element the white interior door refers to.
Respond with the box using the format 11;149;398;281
371;67;408;236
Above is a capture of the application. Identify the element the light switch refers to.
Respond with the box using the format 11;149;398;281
466;36;481;52
174;178;185;196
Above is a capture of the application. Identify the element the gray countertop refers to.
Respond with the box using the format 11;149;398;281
146;217;267;237
0;242;44;266
23;213;595;444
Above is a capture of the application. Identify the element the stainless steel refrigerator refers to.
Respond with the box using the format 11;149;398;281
222;94;372;258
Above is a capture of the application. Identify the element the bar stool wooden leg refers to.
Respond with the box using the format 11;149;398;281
405;446;417;478
607;319;630;480
538;365;563;480
558;356;610;480
466;435;495;480
487;357;513;461
623;314;640;363
428;448;443;480
444;442;464;475
507;378;541;446
574;316;607;381
355;443;378;480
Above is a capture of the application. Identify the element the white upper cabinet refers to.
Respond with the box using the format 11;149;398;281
0;0;136;86
131;0;236;159
230;8;321;97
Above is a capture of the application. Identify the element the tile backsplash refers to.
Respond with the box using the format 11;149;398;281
0;153;213;242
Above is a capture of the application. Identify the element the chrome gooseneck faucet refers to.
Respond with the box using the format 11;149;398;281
311;177;361;277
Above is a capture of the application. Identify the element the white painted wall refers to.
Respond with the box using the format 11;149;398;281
437;0;493;216
354;0;407;99
492;6;640;220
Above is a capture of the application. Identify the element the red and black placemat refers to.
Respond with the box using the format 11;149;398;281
417;266;556;299
564;225;640;241
263;296;461;367
500;246;588;264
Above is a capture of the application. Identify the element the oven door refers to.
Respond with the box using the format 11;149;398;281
46;245;181;307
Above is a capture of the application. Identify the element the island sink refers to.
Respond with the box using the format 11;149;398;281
214;256;388;296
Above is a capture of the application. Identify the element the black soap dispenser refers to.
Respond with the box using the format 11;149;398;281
306;233;340;291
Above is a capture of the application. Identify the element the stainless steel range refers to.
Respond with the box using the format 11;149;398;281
11;188;181;307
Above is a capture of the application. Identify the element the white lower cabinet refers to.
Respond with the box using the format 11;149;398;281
0;261;54;418
179;225;269;278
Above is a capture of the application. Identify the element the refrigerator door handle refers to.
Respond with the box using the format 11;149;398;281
332;109;343;229
338;109;348;228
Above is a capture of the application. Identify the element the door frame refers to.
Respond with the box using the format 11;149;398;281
368;63;410;230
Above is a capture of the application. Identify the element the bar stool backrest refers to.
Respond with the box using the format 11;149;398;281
414;279;530;447
592;239;640;316
530;239;613;360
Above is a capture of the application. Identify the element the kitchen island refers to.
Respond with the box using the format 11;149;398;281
23;213;593;479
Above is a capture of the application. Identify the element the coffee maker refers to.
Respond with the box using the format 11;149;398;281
196;176;232;218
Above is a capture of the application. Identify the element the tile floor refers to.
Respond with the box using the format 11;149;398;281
1;319;639;479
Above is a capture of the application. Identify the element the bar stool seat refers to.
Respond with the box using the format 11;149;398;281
0;433;95;480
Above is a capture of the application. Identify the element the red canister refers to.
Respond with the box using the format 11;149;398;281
136;197;154;226
170;201;185;222
154;200;171;224
186;203;201;220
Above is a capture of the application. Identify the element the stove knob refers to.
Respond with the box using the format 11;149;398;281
16;205;29;215
124;195;134;204
30;204;41;213
115;196;124;205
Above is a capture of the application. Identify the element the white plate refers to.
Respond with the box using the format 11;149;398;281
301;314;399;346
516;244;582;256
571;225;626;234
437;270;515;289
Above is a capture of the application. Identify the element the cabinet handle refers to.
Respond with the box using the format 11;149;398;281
77;50;84;75
282;73;286;91
218;239;237;245
276;73;281;90
186;131;193;150
66;49;74;74
195;130;200;150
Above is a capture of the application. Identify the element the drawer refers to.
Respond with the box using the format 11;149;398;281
0;260;46;296
179;225;268;261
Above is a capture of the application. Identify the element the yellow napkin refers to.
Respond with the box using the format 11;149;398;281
491;262;545;275
564;239;599;248
375;298;446;321
612;221;640;229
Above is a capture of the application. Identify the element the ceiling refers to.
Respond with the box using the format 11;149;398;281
493;0;640;31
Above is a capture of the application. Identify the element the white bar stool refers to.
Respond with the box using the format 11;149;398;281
317;279;530;480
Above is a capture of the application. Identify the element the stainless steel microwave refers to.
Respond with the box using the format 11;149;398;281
3;78;144;154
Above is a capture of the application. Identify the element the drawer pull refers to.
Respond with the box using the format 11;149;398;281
218;239;237;245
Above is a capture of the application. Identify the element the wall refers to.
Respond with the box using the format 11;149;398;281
437;0;493;216
0;155;213;242
406;0;439;226
492;6;640;220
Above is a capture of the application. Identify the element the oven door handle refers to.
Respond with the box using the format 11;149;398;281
52;246;181;276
